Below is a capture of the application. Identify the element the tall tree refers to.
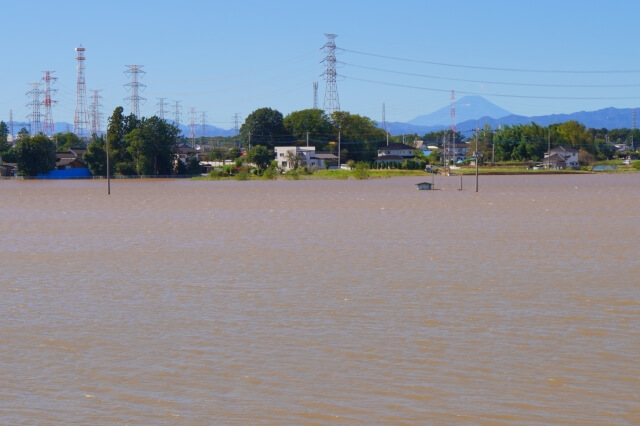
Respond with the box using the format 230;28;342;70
126;116;180;175
330;111;386;162
554;121;592;150
245;145;272;171
52;132;83;151
83;136;108;176
16;134;57;176
0;121;9;152
240;107;290;149
283;109;333;143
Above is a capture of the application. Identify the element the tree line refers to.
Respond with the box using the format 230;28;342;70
1;106;638;176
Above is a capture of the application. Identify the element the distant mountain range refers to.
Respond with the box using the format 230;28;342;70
386;95;639;137
9;122;237;138
9;96;639;139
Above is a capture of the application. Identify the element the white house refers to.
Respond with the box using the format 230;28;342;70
274;146;337;171
440;142;469;164
544;146;579;169
374;143;416;165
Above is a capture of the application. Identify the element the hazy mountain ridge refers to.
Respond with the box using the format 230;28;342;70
8;97;638;139
387;99;639;137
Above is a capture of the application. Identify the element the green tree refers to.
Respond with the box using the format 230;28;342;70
283;109;333;142
83;136;108;176
245;145;272;171
554;121;592;150
0;121;9;152
52;132;83;151
240;107;290;149
107;107;134;174
126;116;180;175
16;134;57;176
330;111;386;162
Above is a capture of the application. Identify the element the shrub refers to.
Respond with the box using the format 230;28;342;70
352;161;370;179
263;165;278;180
235;169;249;180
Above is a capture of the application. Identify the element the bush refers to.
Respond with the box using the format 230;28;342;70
208;170;225;179
633;161;640;171
288;169;300;180
263;165;278;180
235;169;250;180
352;161;370;179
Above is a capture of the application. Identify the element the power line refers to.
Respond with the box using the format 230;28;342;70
342;48;640;74
342;62;640;88
341;74;640;101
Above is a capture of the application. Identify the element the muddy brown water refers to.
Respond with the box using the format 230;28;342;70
1;175;638;423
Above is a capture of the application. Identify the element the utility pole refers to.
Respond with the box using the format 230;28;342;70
475;126;479;192
547;128;551;169
106;130;110;195
338;131;341;168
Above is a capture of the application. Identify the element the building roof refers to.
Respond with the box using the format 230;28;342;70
312;153;338;160
375;155;406;161
550;146;578;153
380;143;416;151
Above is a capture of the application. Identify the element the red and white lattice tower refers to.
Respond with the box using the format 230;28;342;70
74;46;89;138
124;65;146;118
27;82;43;135
42;71;57;136
89;89;103;136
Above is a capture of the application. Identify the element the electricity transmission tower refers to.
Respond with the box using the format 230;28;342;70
27;82;43;135
42;71;57;136
156;97;167;120
322;34;340;114
174;101;182;127
89;89;103;136
124;65;146;119
74;46;89;138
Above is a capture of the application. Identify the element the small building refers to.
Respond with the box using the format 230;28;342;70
37;150;91;179
274;146;337;171
415;181;433;190
374;143;416;165
0;163;16;177
439;142;469;164
544;146;579;169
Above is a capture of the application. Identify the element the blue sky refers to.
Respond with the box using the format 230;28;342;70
2;0;640;132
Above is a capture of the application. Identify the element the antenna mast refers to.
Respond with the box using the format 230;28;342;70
313;81;318;109
322;34;340;114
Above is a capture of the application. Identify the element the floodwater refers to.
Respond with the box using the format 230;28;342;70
1;174;639;424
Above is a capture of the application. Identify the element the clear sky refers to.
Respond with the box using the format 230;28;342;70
2;0;640;132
